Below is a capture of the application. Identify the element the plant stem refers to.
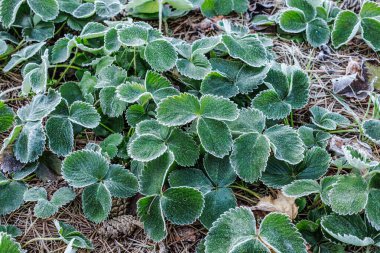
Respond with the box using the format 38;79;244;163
328;129;359;134
55;48;78;85
158;0;163;33
230;185;261;199
23;237;61;248
99;122;115;133
50;64;81;70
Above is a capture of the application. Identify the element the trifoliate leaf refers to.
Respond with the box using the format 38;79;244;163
331;10;360;49
99;86;127;117
329;175;368;215
200;95;239;121
297;126;331;149
144;39;178;72
306;18;330;48
204;154;236;187
3;41;45;72
27;0;59;21
0;225;22;237
0;0;24;28
361;17;380;52
200;71;239;98
82;182;111;223
0;232;24;253
321;214;374;246
192;36;221;55
22;21;55;42
137;195;167;242
95;0;121;18
96;65;127;88
169;168;213;194
197;118;233;158
62;150;109;187
230;132;270;183
72;3;96;18
363;119;380;144
24;187;47;201
156;93;200;126
68;101;100;128
252;90;292;120
51;37;76;64
118;25;148;46
264;124;305;164
126;104;150;127
200;188;237;229
310;106;350;130
99;133;123;159
139;152;174;195
46;117;73;156
54;220;93;249
14;121;45;163
282;179;320;197
0;102;14;133
226;108;266;134
259;212;307;253
279;9;307;33
286;0;316;21
177;54;212;80
50;187;76;207
342;145;379;169
17;89;61;122
0;181;27;215
34;199;59;218
167;128;199;166
204;207;260;253
129;134;167;162
221;34;267;67
103;165;138;198
161;186;204;225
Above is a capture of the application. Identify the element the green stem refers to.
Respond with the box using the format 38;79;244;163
50;64;81;70
328;129;359;134
0;39;25;60
158;0;163;33
54;21;67;36
230;185;261;199
99;122;115;133
55;48;78;85
23;237;61;248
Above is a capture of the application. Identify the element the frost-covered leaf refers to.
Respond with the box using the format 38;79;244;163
104;28;121;53
34;199;58;218
310;106;350;130
298;126;330;149
331;10;360;49
286;0;316;21
51;37;76;64
197;118;232;158
145;39;178;72
201;0;248;17
279;9;307;33
17;89;61;122
50;187;76;207
99;86;127;117
118;25;148;46
321;214;375;246
46;117;73;156
14;122;45;163
22;49;49;95
259;212;307;253
230;132;270;183
0;225;22;238
22;21;55;42
167;128;199;166
320;176;340;206
129;134;167;162
73;3;96;19
4;42;45;72
363;119;380;145
99;133;123;159
82;182;111;223
306;18;330;48
96;65;127;88
226;108;265;135
95;0;121;18
366;188;380;230
161;186;204;225
62;150;109;187
0;0;24;28
282;179;320;197
265;124;305;164
204;154;236;187
0;181;27;215
222;34;268;67
0;232;24;253
80;22;107;39
252;90;291;120
27;0;59;21
177;54;211;80
342;145;379;169
0;102;14;133
24;186;47;201
103;165;138;198
68;101;100;128
200;71;239;98
125;104;150;127
54;220;93;249
361;17;380;52
329;175;368;215
200;95;239;121
360;1;380;18
137;195;167;242
169;168;213;194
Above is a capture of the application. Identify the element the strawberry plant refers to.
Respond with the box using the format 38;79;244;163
201;0;248;18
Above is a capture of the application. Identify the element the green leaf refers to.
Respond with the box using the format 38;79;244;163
265;124;305;164
1;125;22;153
24;187;47;202
169;168;213;194
145;39;178;72
329;175;368;215
14;122;45;163
200;71;239;98
17;89;61;122
72;3;96;18
310;106;350;130
363;119;380;144
226;108;266;134
129;134;167;162
321;214;374;246
50;187;76;207
62;150;109;187
0;101;14;133
139;152;174;195
205;207;260;253
167;128;199;166
96;65;127;88
0;181;27;215
282;179;320;197
34;199;58;218
118;25;148;46
161;186;204;225
306;18;330;48
22;21;55;42
21;50;49;95
0;232;24;253
0;225;22;238
252;90;292;120
80;22;107;39
46;117;74;156
320;176;340;206
230;132;270;183
99;86;127;117
27;0;59;21
104;27;121;53
279;9;307;33
135;119;171;138
221;34;268;67
116;82;146;103
156;93;200;126
95;0;121;17
0;0;24;28
331;10;360;49
342;145;378;169
297;126;330;149
51;37;76;64
204;154;236;187
259;212;307;253
82;182;111;223
360;1;380;18
103;165;138;198
54;220;93;249
125;104;150;127
286;0;316;21
68;101;100;128
3;42;45;72
137;195;167;242
177;54;212;80
362;17;380;51
200;188;237;229
366;189;380;230
99;133;123;159
200;95;239;121
197;118;233;158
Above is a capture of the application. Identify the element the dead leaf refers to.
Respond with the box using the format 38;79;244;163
0;151;25;174
252;191;298;220
329;135;373;156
